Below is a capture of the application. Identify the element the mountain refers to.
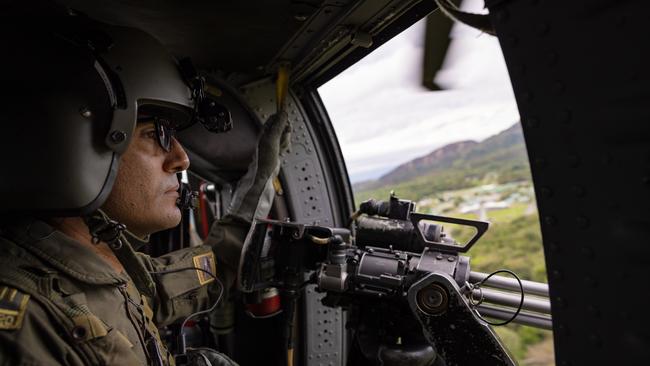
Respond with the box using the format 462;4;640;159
353;122;531;202
378;140;478;186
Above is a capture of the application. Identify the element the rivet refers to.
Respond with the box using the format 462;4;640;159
555;296;566;308
79;106;93;118
568;154;580;168
436;254;443;260
110;130;127;144
544;215;557;226
553;81;566;94
576;216;589;229
548;241;560;253
447;256;455;262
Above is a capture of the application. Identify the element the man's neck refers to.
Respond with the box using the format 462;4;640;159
49;217;126;274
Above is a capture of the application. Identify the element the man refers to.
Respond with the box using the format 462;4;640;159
0;9;287;366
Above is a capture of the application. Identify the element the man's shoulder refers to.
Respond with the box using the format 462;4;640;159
0;283;84;366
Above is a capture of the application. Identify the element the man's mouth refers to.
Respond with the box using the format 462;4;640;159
165;184;180;194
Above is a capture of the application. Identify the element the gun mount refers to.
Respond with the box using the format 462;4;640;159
237;194;552;366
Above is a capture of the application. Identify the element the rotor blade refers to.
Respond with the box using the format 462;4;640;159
422;2;459;90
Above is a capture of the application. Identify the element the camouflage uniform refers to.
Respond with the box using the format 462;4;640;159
0;218;235;366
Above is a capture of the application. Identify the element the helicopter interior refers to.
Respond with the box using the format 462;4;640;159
5;0;650;365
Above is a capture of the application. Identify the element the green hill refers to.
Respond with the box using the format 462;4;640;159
353;122;531;204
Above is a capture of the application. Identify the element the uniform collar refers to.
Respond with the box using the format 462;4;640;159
6;219;130;285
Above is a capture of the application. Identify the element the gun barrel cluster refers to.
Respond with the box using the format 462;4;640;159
468;271;552;330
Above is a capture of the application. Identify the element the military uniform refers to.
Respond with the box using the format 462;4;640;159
0;218;224;366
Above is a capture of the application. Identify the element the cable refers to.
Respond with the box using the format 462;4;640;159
149;266;224;355
468;269;524;327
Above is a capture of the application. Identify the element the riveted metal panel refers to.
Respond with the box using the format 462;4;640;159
486;1;650;364
240;78;345;366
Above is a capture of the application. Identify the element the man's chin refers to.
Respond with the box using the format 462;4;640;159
163;207;183;228
145;207;182;235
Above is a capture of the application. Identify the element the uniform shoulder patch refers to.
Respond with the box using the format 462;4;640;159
0;285;30;330
192;252;217;285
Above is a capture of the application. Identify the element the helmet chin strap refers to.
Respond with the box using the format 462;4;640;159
83;209;127;250
83;184;196;251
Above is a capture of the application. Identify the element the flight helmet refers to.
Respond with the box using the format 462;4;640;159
0;13;194;216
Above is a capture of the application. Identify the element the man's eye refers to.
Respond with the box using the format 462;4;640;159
145;130;157;139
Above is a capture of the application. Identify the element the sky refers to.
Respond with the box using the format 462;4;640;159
317;0;520;183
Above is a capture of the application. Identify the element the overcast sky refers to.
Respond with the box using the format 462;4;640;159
318;0;520;183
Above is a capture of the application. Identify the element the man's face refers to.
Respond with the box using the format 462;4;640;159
101;121;190;237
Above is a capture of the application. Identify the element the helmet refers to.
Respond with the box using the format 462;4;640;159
0;13;193;216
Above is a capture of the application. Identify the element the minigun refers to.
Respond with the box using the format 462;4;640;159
238;194;552;366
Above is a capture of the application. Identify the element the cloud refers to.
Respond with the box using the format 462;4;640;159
318;6;519;183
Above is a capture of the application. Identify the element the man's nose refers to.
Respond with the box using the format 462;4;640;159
163;136;190;173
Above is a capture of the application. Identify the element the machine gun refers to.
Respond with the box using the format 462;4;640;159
238;194;552;366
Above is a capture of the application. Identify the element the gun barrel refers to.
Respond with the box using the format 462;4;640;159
475;304;553;330
471;288;551;314
469;271;549;297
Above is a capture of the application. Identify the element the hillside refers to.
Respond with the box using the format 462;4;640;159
353;122;531;204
